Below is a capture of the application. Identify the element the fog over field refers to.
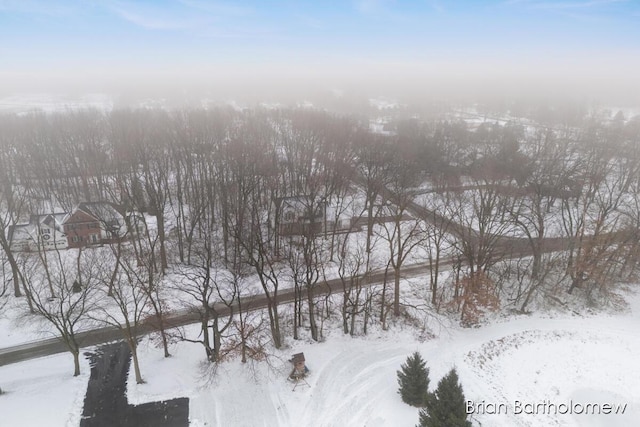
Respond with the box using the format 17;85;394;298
2;55;640;109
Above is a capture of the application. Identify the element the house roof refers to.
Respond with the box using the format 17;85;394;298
277;196;325;217
9;209;72;243
32;213;67;232
14;211;71;241
278;195;316;203
74;202;124;223
8;223;35;244
289;352;305;364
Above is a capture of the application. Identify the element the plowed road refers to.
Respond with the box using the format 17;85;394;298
0;236;570;367
0;260;441;366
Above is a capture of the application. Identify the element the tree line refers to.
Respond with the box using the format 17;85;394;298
1;107;639;377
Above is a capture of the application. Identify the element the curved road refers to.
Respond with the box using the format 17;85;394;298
0;236;568;368
3;170;613;367
0;261;442;366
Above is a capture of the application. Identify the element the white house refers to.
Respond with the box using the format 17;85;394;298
8;213;68;252
276;196;326;236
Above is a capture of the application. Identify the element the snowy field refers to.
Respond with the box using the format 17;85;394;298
129;285;640;427
0;352;90;427
0;296;55;347
1;282;638;426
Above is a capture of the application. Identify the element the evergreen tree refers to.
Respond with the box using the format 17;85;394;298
397;351;430;407
418;368;471;427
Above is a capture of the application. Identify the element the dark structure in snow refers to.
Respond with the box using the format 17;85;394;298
288;352;310;391
80;342;189;427
288;352;308;379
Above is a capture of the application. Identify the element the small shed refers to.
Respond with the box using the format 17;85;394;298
288;352;308;379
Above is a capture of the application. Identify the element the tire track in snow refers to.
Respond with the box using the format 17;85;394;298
297;345;407;427
463;330;578;427
462;328;640;427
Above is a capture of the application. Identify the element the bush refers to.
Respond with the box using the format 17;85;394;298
418;368;471;427
397;351;430;407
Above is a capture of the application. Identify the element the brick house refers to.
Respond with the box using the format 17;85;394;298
64;206;104;248
63;202;130;248
9;202;146;252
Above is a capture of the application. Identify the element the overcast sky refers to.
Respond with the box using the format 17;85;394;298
1;0;639;104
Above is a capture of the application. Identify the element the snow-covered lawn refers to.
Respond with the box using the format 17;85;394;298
1;284;638;427
0;296;58;347
124;287;640;427
0;352;90;427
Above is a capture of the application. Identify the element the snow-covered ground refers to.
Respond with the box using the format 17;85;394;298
125;285;639;427
0;293;61;347
1;282;638;427
0;352;90;427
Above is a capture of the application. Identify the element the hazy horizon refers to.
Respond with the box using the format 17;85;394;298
1;0;639;107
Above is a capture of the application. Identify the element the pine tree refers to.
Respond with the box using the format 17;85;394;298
397;351;430;407
418;368;471;427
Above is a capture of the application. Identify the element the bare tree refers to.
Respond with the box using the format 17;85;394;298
330;230;372;335
354;133;394;255
173;239;236;362
619;172;640;276
376;155;427;317
0;176;29;298
456;270;500;327
22;248;100;376
112;208;173;358
95;243;149;384
421;192;454;308
109;109;171;272
239;207;284;349
227;253;265;364
560;145;633;298
287;228;324;341
510;128;564;280
219;113;285;349
446;181;516;278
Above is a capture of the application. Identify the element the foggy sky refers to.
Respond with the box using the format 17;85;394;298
1;0;639;106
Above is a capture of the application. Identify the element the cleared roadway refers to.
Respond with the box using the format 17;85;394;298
0;235;568;368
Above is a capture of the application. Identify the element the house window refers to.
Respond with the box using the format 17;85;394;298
284;211;295;222
72;236;81;243
90;222;99;229
91;234;99;243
